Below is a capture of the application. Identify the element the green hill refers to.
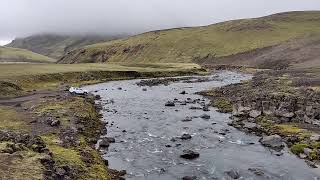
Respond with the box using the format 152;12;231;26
58;11;320;67
0;46;55;63
7;34;125;59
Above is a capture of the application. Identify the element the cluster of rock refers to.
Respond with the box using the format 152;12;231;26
231;89;320;126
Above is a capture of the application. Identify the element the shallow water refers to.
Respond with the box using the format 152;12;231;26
85;71;320;180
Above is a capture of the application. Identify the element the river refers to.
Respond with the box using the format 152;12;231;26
85;71;320;180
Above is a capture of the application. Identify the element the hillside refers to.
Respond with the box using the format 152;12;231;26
58;11;320;68
7;34;125;59
0;46;55;63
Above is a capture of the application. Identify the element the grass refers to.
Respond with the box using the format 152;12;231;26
0;62;200;78
0;47;55;63
0;106;29;131
0;150;45;179
60;11;320;63
212;98;233;113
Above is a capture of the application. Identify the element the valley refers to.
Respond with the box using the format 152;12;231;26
0;10;319;180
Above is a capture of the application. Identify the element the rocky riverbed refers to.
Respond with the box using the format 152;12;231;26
85;71;320;180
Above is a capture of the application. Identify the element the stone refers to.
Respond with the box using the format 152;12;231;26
180;150;200;159
303;148;313;158
180;134;192;140
55;167;67;176
259;135;284;150
102;137;115;143
225;169;240;179
249;110;261;118
200;114;210;120
305;160;317;168
248;168;264;176
182;176;197;180
310;134;320;141
165;101;175;107
180;91;187;95
203;106;210;112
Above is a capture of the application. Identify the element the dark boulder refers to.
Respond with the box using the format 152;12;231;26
180;150;200;159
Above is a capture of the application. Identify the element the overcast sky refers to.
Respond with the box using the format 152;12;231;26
1;0;320;44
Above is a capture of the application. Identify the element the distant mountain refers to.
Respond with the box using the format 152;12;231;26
0;46;55;63
58;11;320;69
7;34;125;59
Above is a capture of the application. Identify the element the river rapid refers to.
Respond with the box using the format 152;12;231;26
85;71;320;180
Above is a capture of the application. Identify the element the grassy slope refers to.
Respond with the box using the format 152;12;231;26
7;34;125;59
59;11;320;64
0;46;56;63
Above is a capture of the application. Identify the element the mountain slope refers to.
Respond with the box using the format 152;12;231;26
7;34;125;59
0;46;55;63
58;11;320;66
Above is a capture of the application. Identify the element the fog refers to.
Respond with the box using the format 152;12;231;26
1;0;320;42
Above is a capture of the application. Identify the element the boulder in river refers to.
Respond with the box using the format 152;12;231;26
225;169;240;179
180;91;187;95
180;150;200;159
180;134;192;140
165;101;175;107
182;176;197;180
259;135;284;150
99;137;116;148
200;114;210;120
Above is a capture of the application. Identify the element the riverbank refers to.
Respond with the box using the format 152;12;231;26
0;63;204;179
200;68;320;167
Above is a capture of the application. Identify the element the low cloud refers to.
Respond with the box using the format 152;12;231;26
0;0;319;40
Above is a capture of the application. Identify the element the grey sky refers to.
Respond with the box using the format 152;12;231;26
1;0;320;42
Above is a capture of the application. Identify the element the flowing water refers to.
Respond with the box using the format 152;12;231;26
85;71;320;180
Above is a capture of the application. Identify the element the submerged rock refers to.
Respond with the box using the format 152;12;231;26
180;150;200;159
225;169;240;179
165;101;175;107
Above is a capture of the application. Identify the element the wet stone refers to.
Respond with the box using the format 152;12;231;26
180;134;192;140
225;169;240;179
180;150;200;159
182;176;197;180
200;114;210;120
165;101;175;107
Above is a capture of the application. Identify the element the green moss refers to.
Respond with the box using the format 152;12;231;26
310;150;319;160
275;124;304;135
212;98;233;112
42;134;84;166
291;143;309;155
